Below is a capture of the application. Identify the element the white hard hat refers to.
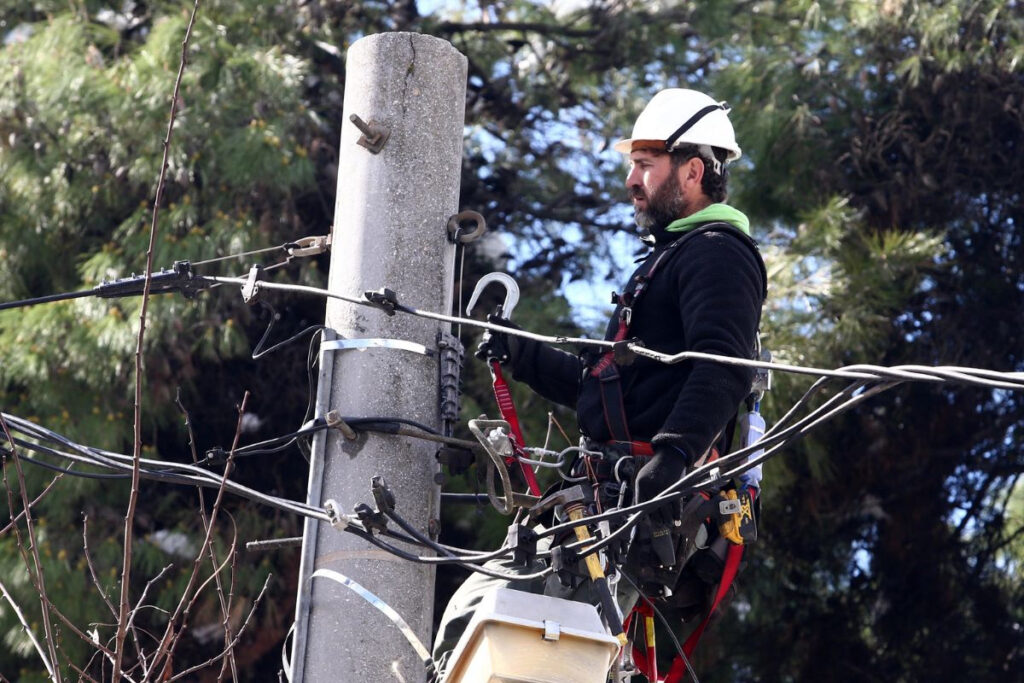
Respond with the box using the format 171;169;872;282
613;88;741;163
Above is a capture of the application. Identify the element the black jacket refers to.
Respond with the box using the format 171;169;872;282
510;224;766;461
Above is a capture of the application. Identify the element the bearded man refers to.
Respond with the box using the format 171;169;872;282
432;89;766;678
508;88;766;506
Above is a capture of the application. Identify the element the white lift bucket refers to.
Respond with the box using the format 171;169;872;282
441;587;621;683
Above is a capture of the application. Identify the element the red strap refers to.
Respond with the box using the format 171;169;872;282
661;543;744;682
490;361;541;495
602;440;653;456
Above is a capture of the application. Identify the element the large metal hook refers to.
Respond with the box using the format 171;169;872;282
466;272;520;320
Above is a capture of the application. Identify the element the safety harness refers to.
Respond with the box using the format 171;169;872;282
587;221;768;451
585;222;768;680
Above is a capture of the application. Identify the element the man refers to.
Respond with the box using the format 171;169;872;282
433;88;766;675
508;88;764;495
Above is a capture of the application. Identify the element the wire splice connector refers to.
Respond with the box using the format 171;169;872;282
324;499;355;531
96;260;213;299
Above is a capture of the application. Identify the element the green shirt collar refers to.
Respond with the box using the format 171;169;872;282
665;203;750;235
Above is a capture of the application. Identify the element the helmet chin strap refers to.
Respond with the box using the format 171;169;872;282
664;102;730;175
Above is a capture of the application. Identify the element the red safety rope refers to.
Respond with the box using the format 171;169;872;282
489;360;541;495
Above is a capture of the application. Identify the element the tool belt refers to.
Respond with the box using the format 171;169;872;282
578;439;757;615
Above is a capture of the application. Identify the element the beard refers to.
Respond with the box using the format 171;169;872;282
632;174;687;233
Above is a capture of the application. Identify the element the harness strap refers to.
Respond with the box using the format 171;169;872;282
588;223;766;445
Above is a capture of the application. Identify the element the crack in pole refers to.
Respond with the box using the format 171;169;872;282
402;34;417;116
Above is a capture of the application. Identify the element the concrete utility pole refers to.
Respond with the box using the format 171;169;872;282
292;33;467;681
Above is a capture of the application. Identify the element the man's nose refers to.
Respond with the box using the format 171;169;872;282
625;166;642;188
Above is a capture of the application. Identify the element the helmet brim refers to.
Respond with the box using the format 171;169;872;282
614;136;741;162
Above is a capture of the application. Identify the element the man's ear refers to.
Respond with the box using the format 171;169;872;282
677;156;705;192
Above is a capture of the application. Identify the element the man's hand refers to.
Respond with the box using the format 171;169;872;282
474;314;521;365
635;444;691;503
633;444;691;568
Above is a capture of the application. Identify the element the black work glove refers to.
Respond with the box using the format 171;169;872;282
635;444;691;504
634;444;691;567
474;314;521;365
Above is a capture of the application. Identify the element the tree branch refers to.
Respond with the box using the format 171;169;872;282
146;391;250;679
114;0;203;676
167;572;272;682
436;21;599;38
0;415;63;682
0;575;57;680
0;469;62;537
177;391;239;681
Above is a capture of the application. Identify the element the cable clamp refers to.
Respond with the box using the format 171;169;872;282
324;499;354;531
751;348;773;400
363;287;399;316
241;264;263;304
613;339;640;366
95;260;213;300
286;234;332;258
370;476;396;515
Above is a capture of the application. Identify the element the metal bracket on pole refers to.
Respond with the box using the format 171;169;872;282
349;113;390;154
321;337;435;357
446;210;486;244
438;331;464;437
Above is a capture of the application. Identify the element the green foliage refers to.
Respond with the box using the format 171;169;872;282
1;0;1022;679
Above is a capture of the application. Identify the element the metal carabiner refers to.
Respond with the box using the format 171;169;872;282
466;272;520;320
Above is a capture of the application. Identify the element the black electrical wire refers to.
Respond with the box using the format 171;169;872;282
345;417;442;436
376;526;513;564
619;569;699;683
346;524;547;580
297;328;324;462
2;448;130;480
0;288;95;312
250;300;326;360
380;504;515;570
1;413;330;521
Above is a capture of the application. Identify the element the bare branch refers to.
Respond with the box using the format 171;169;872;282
0;415;63;682
146;391;250;678
437;20;599;38
63;652;101;683
168;572;273;682
125;563;175;638
82;515;118;619
0;469;62;537
216;514;241;682
114;0;204;676
0;575;57;679
159;518;239;675
177;392;239;681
